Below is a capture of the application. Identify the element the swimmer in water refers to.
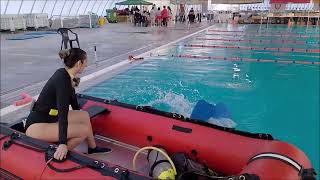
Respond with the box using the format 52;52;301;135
233;73;239;79
128;55;144;61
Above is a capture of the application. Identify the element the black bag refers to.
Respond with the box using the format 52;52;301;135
171;152;260;180
171;152;216;180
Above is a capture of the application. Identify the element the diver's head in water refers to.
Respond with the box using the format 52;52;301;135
59;48;88;75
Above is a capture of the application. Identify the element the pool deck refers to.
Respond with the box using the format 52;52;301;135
0;22;214;124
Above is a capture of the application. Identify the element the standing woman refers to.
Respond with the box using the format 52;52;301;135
25;48;110;161
150;6;156;27
167;6;173;26
156;7;162;26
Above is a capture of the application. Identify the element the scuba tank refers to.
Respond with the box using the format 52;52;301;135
147;148;175;180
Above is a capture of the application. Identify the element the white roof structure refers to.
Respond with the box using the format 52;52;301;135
1;0;318;15
0;0;136;17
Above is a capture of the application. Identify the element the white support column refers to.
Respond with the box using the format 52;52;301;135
100;0;110;16
68;0;76;16
30;0;36;14
267;9;271;29
110;0;117;9
90;0;98;12
59;0;67;27
96;0;105;15
260;11;263;29
50;0;58;17
4;0;10;14
59;0;67;16
18;0;24;14
41;0;48;13
307;10;310;27
76;0;84;15
84;0;92;14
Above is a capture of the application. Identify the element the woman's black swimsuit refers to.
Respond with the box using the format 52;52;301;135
26;68;80;145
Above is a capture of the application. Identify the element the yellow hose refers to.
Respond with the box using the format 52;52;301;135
132;146;177;176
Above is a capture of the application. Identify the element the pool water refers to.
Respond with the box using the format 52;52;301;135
83;24;320;173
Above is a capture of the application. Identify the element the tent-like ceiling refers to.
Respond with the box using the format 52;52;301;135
115;0;153;6
211;0;263;4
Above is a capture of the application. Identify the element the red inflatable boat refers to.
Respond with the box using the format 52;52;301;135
0;94;316;180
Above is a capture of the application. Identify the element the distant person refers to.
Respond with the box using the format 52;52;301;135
156;7;162;26
161;6;168;27
25;48;111;161
179;5;186;23
167;6;173;24
130;7;134;23
197;9;201;22
128;55;144;62
188;8;195;23
150;6;156;27
134;9;141;26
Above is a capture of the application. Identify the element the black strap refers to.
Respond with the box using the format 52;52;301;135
10;140;44;152
44;145;127;179
149;159;170;177
47;162;87;173
44;145;89;173
2;133;45;152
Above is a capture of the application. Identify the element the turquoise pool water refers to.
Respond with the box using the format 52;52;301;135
84;24;320;173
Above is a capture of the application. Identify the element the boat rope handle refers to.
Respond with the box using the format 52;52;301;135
132;146;177;176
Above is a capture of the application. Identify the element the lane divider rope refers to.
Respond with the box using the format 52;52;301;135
208;29;320;35
196;37;320;45
184;44;320;53
156;54;320;65
205;33;320;39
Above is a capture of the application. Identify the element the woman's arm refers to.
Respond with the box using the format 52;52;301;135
71;88;80;110
56;76;72;145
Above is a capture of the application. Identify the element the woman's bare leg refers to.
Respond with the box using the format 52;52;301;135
67;110;111;154
26;122;89;150
67;111;96;148
67;137;87;150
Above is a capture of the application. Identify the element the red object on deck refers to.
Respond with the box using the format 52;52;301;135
13;92;32;106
